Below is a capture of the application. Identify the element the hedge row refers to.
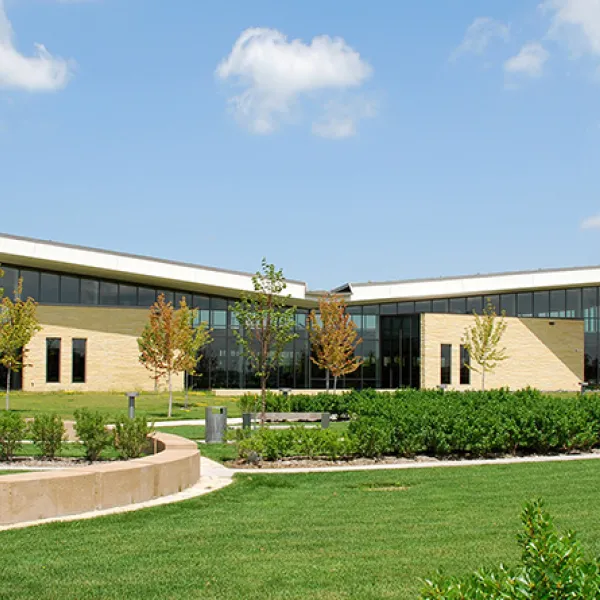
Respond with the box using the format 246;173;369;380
237;388;600;460
239;391;355;416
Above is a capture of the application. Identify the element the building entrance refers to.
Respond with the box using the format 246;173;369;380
380;315;420;389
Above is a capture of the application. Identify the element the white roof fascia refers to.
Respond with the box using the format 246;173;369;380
347;268;600;303
0;235;308;301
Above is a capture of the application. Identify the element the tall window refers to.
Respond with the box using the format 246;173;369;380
460;345;470;385
440;344;451;385
46;338;61;383
72;339;87;383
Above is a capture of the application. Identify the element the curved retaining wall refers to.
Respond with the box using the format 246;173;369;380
0;432;200;526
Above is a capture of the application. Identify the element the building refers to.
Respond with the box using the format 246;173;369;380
0;233;594;393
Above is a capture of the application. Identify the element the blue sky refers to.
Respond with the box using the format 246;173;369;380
1;0;600;290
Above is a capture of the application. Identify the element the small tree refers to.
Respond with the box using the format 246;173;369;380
462;299;508;391
231;259;298;422
307;294;363;391
138;295;212;418
0;279;41;410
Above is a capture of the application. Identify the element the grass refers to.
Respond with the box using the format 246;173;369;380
1;460;600;599
12;443;120;461
0;470;27;475
5;391;241;420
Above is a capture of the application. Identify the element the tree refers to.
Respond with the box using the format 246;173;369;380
462;299;509;391
231;259;298;422
138;294;212;418
307;294;363;391
0;279;42;410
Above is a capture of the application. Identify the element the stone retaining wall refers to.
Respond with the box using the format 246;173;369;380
0;432;200;525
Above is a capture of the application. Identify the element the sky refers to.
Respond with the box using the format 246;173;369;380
1;0;600;291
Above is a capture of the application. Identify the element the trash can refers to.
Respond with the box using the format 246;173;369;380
205;406;227;443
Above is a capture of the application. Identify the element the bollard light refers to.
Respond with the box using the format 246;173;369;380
126;392;139;419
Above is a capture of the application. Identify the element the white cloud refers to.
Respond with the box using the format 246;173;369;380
451;17;510;61
0;0;74;92
312;98;377;139
581;214;600;229
216;27;373;135
504;42;549;77
543;0;600;58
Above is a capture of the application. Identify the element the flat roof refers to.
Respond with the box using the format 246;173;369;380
2;232;600;305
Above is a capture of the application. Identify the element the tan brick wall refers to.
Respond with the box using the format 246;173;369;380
420;313;584;392
22;306;184;393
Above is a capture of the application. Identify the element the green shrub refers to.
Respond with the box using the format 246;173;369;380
74;408;111;461
238;391;355;417
237;426;347;462
112;415;153;459
0;411;26;460
29;413;66;459
421;499;600;599
346;388;600;459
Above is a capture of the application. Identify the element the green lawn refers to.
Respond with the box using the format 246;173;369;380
0;470;27;475
2;460;600;599
13;443;120;461
6;391;241;420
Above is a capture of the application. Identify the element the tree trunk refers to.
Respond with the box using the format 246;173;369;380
333;375;338;392
154;369;158;394
260;375;267;426
168;371;173;418
326;370;330;392
184;372;189;410
5;369;10;411
481;369;485;392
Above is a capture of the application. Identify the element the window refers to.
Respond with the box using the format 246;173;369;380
549;290;566;318
80;279;99;305
432;299;449;313
466;297;483;315
485;295;500;313
138;287;156;307
72;339;86;383
46;338;61;383
40;273;59;303
118;284;137;306
157;290;175;305
440;344;451;385
460;345;470;385
517;292;533;317
415;300;432;313
60;276;80;304
500;294;516;317
20;269;40;301
0;266;18;297
566;288;581;319
99;281;118;305
397;301;415;314
534;291;550;317
449;298;466;314
380;303;397;316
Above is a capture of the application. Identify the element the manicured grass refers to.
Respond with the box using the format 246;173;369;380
198;442;238;463
6;391;241;420
2;460;600;599
0;470;27;475
156;425;206;439
12;443;120;461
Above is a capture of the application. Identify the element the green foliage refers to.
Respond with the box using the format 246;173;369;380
239;390;354;416
112;415;153;459
29;413;66;459
346;388;600;458
74;408;111;461
0;411;26;460
238;426;347;461
421;499;600;599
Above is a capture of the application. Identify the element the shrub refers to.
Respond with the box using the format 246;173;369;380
238;391;355;417
346;388;600;459
112;415;153;459
29;413;66;459
237;426;347;462
0;412;26;460
421;499;600;599
74;408;111;461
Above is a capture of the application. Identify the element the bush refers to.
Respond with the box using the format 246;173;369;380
29;413;66;459
74;408;111;461
238;391;355;417
112;415;153;459
237;426;347;462
0;412;26;460
421;500;600;599
346;388;600;459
